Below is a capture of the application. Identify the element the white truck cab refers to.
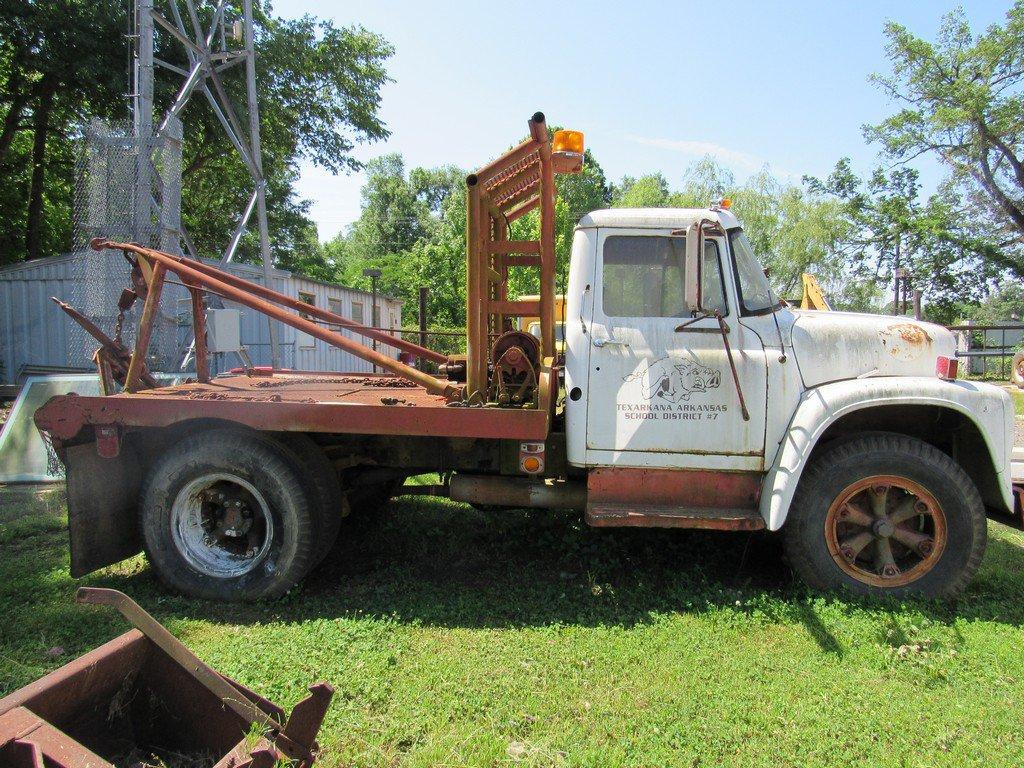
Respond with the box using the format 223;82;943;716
562;205;1014;597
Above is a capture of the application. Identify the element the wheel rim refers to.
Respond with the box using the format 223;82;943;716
824;475;947;588
170;473;274;579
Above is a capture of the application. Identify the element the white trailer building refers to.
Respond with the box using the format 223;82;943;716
0;251;402;384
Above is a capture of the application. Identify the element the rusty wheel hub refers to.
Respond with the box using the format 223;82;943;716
825;475;947;588
171;473;274;578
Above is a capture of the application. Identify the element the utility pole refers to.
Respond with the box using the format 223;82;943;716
418;286;428;371
363;268;382;372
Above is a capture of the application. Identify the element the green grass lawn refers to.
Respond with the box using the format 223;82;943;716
1010;388;1024;417
3;488;1024;767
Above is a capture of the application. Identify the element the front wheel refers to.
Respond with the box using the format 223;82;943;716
783;433;986;598
140;429;317;601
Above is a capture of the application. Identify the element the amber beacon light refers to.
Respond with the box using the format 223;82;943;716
553;129;584;154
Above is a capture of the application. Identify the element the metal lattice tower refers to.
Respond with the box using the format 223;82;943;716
133;0;279;366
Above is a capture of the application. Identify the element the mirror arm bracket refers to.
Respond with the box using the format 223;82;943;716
675;314;730;334
715;311;750;422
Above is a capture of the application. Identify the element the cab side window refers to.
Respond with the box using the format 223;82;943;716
601;235;726;318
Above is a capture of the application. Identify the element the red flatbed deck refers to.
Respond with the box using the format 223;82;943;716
35;372;551;442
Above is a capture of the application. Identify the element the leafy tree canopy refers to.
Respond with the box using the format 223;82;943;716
865;3;1024;273
0;1;393;270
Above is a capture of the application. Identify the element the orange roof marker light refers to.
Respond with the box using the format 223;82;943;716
551;129;585;174
553;129;584;154
713;197;732;210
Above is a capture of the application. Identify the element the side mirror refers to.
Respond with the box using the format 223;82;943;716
683;221;703;313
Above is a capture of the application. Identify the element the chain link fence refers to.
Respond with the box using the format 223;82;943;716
68;118;185;372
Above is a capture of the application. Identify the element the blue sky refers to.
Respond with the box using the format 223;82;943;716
274;0;1013;241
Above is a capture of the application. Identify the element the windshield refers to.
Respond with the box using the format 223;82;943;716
729;229;776;314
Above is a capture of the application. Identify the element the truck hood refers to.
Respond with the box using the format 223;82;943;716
790;310;955;387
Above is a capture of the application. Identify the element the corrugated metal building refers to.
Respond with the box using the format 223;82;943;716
0;251;402;384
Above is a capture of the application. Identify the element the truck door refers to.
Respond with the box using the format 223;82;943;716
584;228;768;471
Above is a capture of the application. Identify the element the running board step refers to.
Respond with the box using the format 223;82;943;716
586;506;765;531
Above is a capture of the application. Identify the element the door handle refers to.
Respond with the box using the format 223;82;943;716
593;337;629;348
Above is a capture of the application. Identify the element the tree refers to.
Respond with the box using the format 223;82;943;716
730;170;851;302
866;4;1024;273
610;173;670;207
608;157;856;305
0;2;393;271
806;159;998;320
0;1;126;263
964;281;1024;323
323;154;466;331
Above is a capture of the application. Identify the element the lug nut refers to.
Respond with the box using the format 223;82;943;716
881;564;900;578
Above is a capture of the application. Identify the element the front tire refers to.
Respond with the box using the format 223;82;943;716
783;433;986;598
140;429;317;601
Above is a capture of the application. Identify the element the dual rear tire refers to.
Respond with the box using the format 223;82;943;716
140;428;343;601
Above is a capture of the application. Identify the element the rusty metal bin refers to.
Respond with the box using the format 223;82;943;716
0;588;332;767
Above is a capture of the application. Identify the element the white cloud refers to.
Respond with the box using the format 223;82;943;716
624;134;798;181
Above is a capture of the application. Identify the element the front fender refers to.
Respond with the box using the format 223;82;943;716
760;377;1013;530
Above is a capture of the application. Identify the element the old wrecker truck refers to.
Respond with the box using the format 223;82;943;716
36;113;1016;601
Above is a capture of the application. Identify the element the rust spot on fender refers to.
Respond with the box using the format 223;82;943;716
878;323;932;361
892;323;931;346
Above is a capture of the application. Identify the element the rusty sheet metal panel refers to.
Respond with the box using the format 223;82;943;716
63;442;142;577
0;590;333;768
586;467;764;530
35;375;551;443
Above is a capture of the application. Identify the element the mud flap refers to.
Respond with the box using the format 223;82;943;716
65;442;142;576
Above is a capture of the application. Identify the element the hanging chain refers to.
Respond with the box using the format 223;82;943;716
114;307;126;347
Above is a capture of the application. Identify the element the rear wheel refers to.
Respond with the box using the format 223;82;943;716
140;429;317;601
783;433;986;598
277;433;345;566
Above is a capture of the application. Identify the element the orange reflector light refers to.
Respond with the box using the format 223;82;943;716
717;198;732;210
553;129;584;155
936;356;958;380
519;441;545;475
521;455;542;473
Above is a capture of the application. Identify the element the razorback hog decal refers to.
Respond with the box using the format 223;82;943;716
624;356;722;404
